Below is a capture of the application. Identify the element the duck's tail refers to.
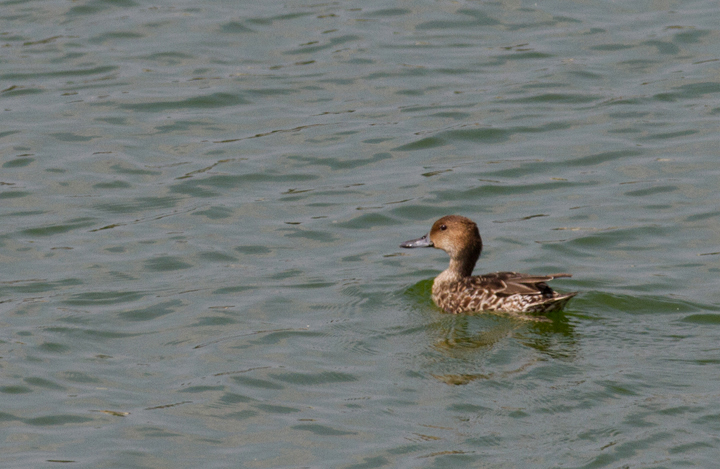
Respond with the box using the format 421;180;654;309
529;291;578;313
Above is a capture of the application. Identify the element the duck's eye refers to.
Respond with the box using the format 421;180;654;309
440;224;447;231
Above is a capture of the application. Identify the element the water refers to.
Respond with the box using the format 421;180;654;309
2;0;720;466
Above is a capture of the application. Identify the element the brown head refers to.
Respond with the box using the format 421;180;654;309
400;215;483;277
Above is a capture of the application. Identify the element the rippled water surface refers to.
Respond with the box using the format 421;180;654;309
2;0;720;466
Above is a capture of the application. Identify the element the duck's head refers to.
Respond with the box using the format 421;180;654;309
400;215;483;263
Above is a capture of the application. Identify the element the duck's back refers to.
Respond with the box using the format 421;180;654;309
432;271;577;314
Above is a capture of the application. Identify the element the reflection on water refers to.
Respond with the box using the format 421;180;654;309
424;304;577;386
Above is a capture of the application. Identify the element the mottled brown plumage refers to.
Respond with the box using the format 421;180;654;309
400;215;577;314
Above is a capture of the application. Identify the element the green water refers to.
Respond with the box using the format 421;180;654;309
2;0;720;467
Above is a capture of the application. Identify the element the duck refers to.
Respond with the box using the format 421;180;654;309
400;215;577;314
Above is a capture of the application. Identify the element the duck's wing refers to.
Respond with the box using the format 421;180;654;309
467;272;572;297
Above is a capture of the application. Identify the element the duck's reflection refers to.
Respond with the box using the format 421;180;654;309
423;308;578;385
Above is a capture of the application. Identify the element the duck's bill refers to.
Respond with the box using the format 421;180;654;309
400;233;433;248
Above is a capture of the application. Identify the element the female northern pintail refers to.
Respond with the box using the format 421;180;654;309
400;215;577;314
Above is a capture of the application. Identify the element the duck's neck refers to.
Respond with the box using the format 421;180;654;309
434;233;482;286
435;256;477;285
